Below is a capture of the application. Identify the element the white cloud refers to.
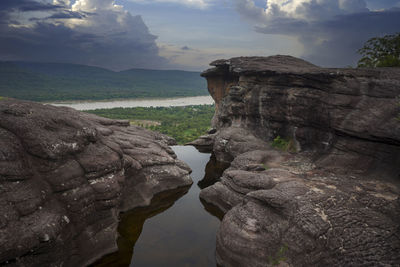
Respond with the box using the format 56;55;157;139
127;0;213;9
53;0;71;6
71;0;124;12
236;0;368;22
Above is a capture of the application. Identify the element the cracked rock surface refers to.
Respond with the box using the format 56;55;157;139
0;99;192;266
198;56;400;266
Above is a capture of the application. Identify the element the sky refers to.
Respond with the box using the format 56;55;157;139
0;0;399;71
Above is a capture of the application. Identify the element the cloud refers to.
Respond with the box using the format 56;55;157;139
234;0;400;67
263;0;368;20
235;0;369;22
30;10;89;20
0;0;63;12
0;0;63;24
234;0;269;24
0;0;170;70
365;0;400;9
126;0;213;9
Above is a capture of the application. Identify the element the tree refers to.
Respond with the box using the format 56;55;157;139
357;33;400;67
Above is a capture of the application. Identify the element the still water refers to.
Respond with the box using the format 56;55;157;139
95;146;228;267
49;96;214;111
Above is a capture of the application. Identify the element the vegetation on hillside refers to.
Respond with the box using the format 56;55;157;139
0;61;207;102
86;105;215;144
271;136;297;152
358;33;400;67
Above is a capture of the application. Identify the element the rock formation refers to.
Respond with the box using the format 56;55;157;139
0;99;192;266
197;56;400;266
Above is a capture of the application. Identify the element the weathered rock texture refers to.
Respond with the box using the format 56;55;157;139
0;99;192;266
198;56;400;266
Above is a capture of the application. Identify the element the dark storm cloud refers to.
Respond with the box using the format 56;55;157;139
46;11;88;19
0;0;171;70
0;0;62;12
235;0;400;67
0;0;61;24
29;10;92;21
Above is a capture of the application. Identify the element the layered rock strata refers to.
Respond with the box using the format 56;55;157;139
0;99;192;266
198;56;400;266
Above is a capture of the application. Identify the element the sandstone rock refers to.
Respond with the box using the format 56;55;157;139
0;99;192;266
216;172;400;267
212;127;271;163
186;132;216;153
198;56;400;266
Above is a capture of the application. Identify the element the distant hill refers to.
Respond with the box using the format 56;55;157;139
0;61;207;102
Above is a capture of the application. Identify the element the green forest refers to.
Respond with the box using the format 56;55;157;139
0;61;207;102
86;105;215;144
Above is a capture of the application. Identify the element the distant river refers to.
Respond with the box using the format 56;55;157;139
49;95;214;110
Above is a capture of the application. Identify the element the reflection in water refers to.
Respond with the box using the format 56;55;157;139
197;154;230;189
200;198;225;221
93;187;190;267
93;146;229;267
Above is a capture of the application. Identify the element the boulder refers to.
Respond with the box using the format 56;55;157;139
0;98;192;266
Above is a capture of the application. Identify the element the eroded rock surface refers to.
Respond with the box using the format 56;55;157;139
198;56;400;266
0;99;192;266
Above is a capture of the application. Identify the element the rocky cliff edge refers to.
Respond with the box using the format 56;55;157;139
195;55;400;266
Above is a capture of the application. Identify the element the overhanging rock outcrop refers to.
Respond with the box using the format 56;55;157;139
0;99;192;266
197;56;400;266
